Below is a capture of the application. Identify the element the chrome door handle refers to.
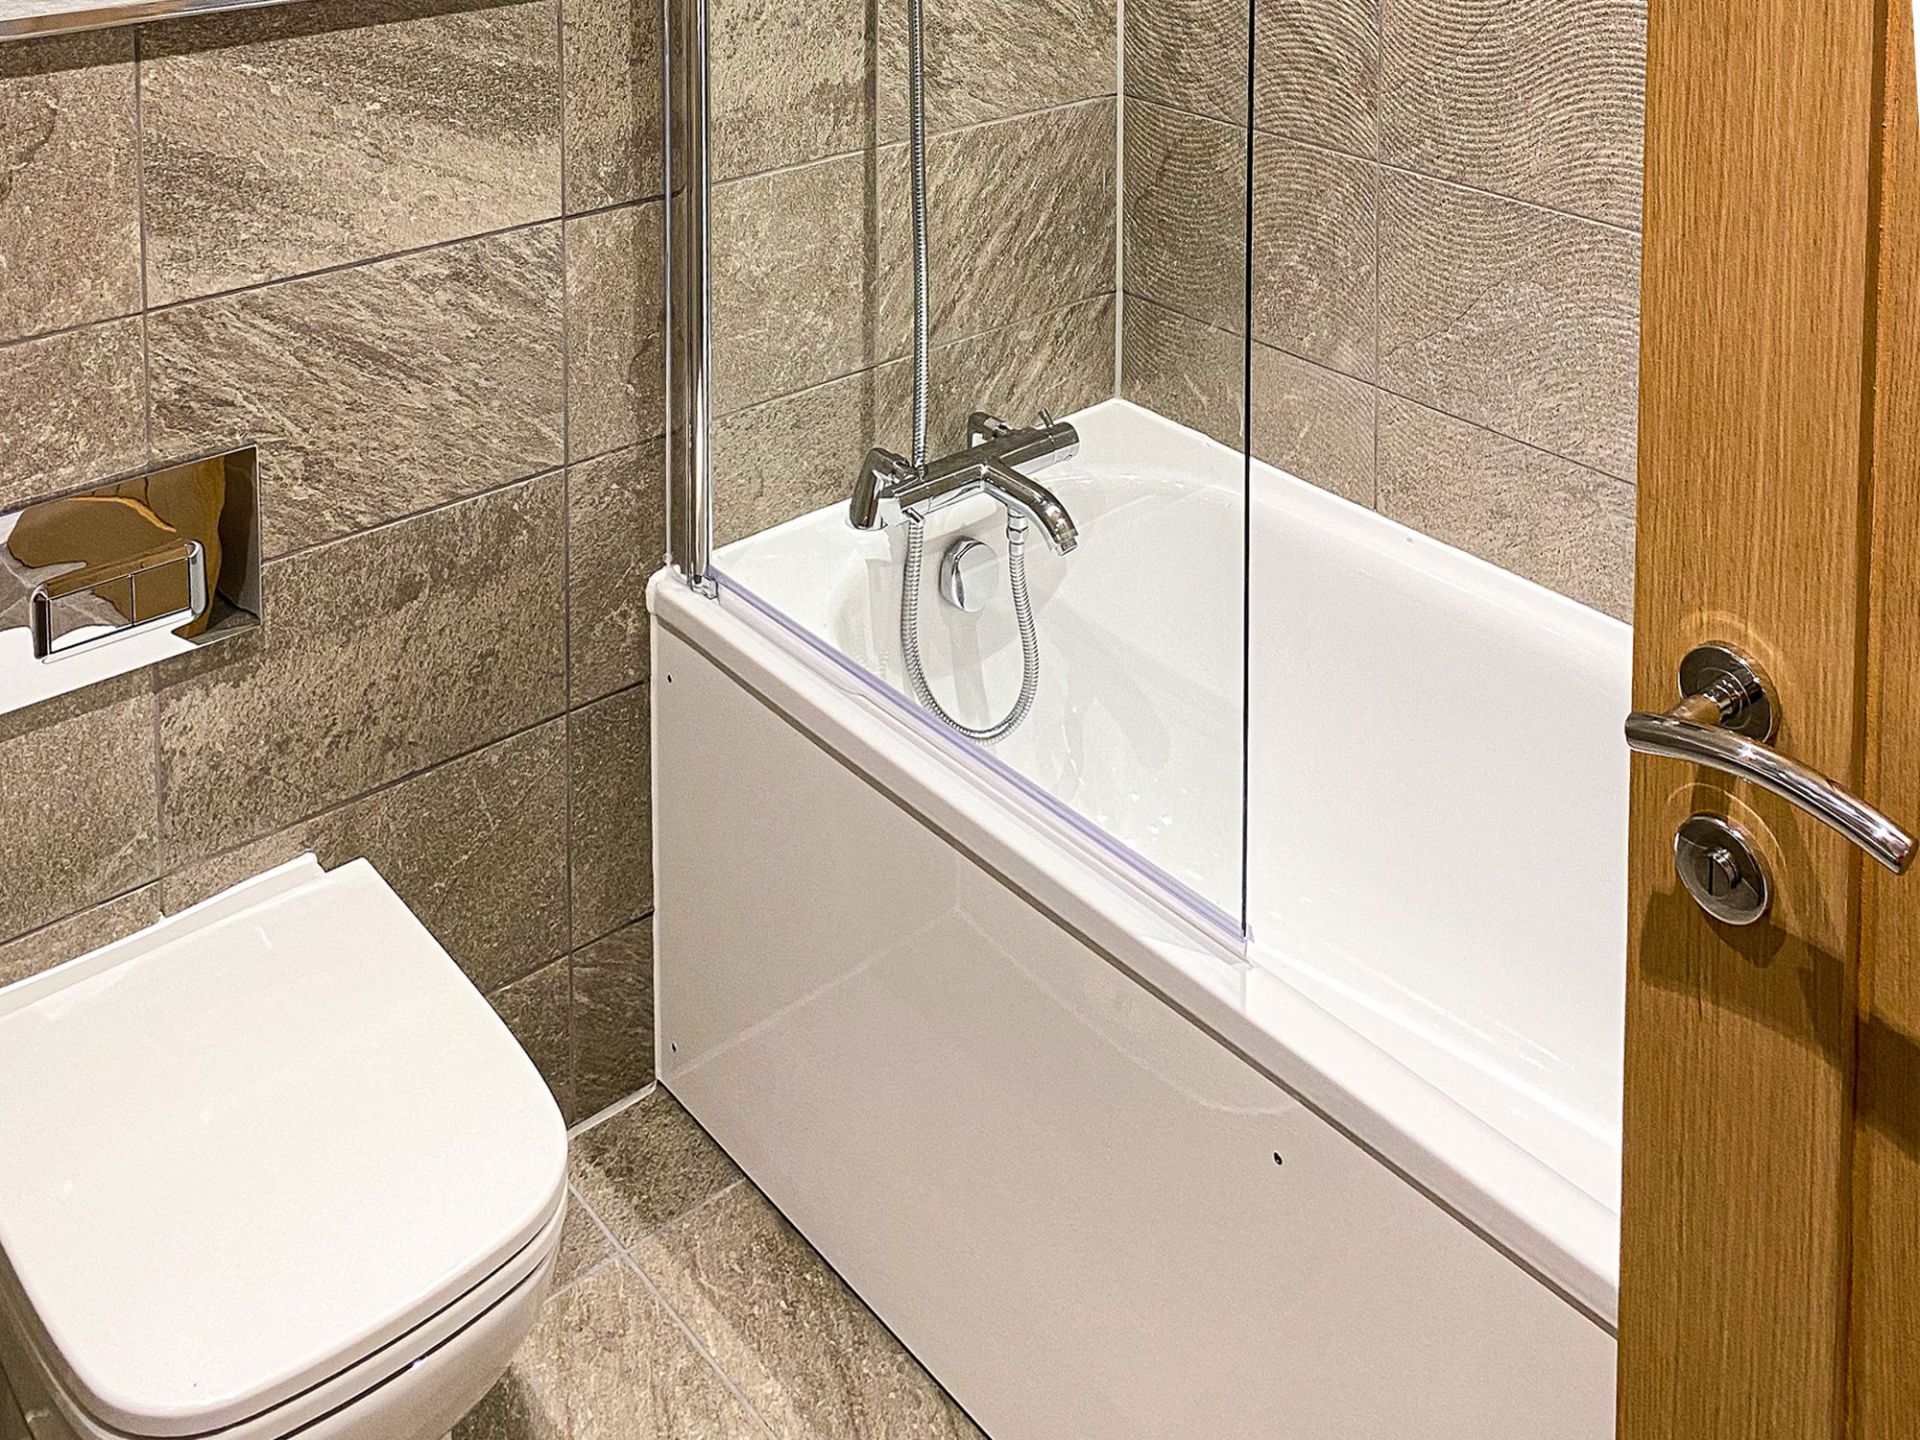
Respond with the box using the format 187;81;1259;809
1625;643;1916;874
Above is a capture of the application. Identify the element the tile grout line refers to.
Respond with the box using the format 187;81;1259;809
1123;291;1636;488
113;197;661;329
614;1247;783;1437
554;0;578;1115
1111;0;1126;399
715;291;1113;426
1122;90;1645;240
563;1136;777;1431
714;90;1118;193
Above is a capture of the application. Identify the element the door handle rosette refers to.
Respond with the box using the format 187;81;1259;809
1625;642;1915;877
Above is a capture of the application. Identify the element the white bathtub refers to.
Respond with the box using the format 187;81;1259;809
651;400;1627;1438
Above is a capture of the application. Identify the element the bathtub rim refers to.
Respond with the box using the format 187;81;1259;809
648;571;1621;1331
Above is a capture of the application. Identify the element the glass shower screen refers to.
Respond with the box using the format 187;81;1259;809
670;0;1257;935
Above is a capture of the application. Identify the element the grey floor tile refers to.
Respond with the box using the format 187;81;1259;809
571;1089;743;1250
632;1183;984;1440
553;1195;618;1292
456;1261;766;1440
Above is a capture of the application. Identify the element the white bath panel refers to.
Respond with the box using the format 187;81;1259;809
654;622;1615;1440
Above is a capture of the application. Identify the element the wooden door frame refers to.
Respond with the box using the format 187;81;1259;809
1623;0;1916;1435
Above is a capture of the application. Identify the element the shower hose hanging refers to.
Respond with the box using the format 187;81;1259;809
894;0;1042;746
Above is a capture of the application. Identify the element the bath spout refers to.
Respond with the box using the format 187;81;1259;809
981;460;1078;554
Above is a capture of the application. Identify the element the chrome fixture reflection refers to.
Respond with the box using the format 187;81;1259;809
847;0;1082;744
1;447;262;718
1625;642;1917;887
939;537;999;613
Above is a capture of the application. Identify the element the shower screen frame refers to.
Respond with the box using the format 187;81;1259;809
663;0;716;596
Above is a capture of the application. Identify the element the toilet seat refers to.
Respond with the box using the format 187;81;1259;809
0;857;569;1440
0;1194;563;1440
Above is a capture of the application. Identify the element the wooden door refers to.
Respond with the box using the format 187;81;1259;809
1856;6;1920;1437
1621;1;1919;1436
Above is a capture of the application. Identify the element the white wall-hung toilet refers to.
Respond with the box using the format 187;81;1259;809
0;856;568;1440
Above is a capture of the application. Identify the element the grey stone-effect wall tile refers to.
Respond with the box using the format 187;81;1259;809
565;202;665;461
1253;0;1378;153
0;886;162;988
1380;0;1645;228
1124;0;1247;125
564;0;663;211
710;151;876;414
0;31;141;342
1250;344;1375;505
149;226;565;558
1120;298;1243;448
569;683;651;945
1122;99;1247;335
155;473;567;853
0;319;147;511
710;0;871;181
1378;395;1634;619
880;99;1116;352
157;721;570;992
1378;170;1640;480
713;295;1112;545
0;681;160;942
570;441;665;705
712;103;1114;417
712;367;884;548
1251;134;1377;378
876;0;1117;141
141;0;562;304
489;955;575;1120
571;920;653;1117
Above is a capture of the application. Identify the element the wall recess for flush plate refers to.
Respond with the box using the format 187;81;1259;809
0;447;262;718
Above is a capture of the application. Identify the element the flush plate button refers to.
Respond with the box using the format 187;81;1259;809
1674;814;1771;926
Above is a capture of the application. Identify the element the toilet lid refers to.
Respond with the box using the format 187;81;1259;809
0;857;568;1438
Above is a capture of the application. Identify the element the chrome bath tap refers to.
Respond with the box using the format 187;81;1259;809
848;412;1081;554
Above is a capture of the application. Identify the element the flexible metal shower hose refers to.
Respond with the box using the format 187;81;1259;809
896;0;1042;745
